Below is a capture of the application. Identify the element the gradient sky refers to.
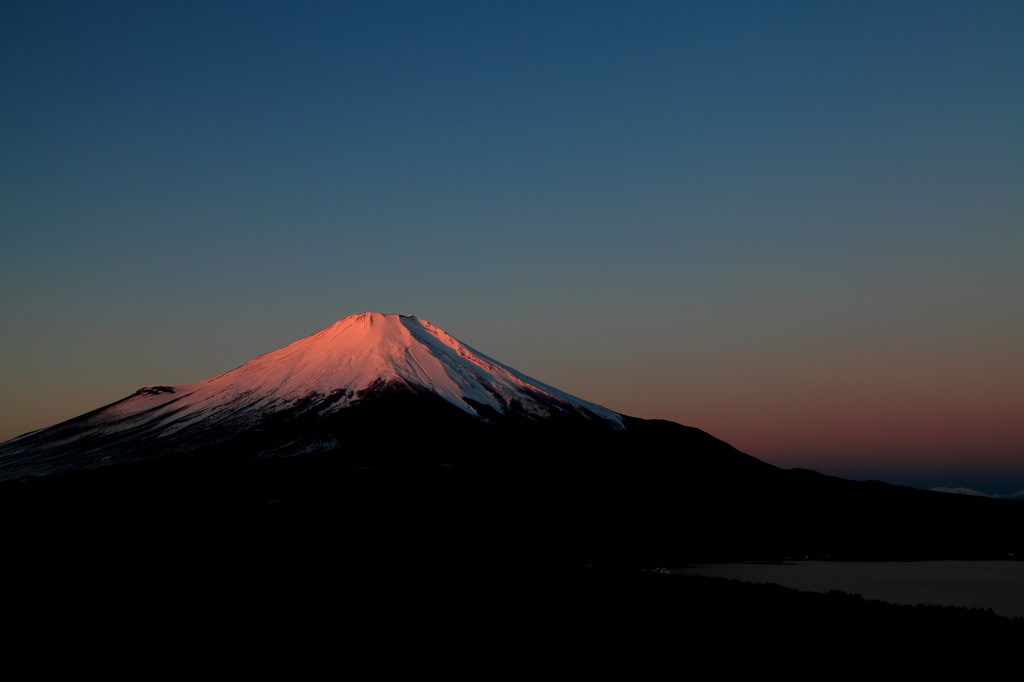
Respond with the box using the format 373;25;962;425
2;1;1022;492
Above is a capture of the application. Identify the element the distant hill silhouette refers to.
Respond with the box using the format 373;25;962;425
931;486;1024;501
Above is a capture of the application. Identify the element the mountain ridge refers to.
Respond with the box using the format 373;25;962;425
930;486;1024;501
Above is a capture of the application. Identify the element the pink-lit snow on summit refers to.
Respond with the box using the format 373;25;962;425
100;312;622;433
0;313;623;479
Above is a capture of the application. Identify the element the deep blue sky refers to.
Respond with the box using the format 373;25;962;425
2;1;1022;492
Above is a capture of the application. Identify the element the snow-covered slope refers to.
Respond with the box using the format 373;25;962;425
0;313;622;479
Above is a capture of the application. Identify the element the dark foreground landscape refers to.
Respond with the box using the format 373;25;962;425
5;416;1022;655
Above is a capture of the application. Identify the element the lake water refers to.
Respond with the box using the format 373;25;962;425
669;561;1024;618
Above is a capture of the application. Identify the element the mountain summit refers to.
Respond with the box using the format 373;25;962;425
0;313;621;479
201;312;623;425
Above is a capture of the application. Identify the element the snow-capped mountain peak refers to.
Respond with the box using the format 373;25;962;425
175;312;622;425
0;313;622;479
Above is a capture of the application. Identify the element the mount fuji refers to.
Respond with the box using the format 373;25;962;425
0;312;624;480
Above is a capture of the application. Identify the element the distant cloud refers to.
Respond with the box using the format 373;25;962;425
930;487;1024;501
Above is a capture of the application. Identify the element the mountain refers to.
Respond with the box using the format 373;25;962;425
0;312;621;480
930;487;1024;501
2;312;1022;579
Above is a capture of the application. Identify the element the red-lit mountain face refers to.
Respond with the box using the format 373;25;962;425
0;313;625;480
